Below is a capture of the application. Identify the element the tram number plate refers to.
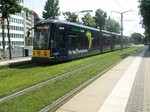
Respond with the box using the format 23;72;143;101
33;50;50;58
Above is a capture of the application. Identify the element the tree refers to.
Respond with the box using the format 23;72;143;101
63;11;79;23
94;9;107;29
142;36;148;44
43;0;60;19
139;0;150;39
82;13;96;27
131;32;144;44
105;18;120;33
94;9;107;53
0;0;22;59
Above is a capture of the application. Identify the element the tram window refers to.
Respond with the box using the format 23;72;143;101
68;34;78;48
59;32;66;48
82;36;89;48
78;34;83;48
51;31;57;49
92;36;96;48
50;25;57;49
92;32;100;48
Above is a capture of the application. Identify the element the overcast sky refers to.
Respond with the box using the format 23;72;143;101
24;0;144;36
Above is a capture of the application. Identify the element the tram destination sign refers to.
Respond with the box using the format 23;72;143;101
36;25;49;30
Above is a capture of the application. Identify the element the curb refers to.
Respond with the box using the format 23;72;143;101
40;59;122;112
0;59;31;68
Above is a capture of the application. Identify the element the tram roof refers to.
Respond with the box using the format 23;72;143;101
36;19;123;36
36;19;99;31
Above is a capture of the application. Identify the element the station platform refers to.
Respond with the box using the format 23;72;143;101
56;46;150;112
0;57;31;67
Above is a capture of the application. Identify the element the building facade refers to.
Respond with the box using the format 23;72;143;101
0;0;34;49
24;9;34;47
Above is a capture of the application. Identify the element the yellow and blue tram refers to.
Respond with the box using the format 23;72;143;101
29;19;130;62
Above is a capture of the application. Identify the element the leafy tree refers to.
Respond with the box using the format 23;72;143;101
105;18;120;33
142;36;148;44
43;0;60;19
94;9;107;53
131;32;144;44
94;9;107;29
0;0;22;59
63;11;79;23
139;0;150;39
82;13;96;27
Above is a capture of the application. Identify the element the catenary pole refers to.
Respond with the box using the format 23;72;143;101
111;10;132;50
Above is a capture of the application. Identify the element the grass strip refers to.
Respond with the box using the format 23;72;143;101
0;47;143;112
0;56;121;112
0;46;143;98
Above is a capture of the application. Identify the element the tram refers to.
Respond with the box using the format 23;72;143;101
28;19;130;62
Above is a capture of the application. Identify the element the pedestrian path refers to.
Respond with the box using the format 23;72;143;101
0;57;31;67
125;48;150;112
56;47;148;112
98;47;146;112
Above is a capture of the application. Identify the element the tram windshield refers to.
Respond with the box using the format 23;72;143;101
34;25;51;49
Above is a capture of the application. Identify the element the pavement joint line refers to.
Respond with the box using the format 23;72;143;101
98;47;147;112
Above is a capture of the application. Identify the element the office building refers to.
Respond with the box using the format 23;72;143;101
0;0;35;49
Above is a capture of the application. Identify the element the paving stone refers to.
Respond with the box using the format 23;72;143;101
125;49;150;112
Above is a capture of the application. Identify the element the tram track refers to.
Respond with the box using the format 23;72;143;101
40;59;122;112
0;54;115;99
0;55;117;104
42;47;146;112
40;49;144;112
0;46;144;112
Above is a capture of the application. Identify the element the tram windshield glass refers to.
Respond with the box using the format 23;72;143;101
34;25;51;49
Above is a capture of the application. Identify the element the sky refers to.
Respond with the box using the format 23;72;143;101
24;0;145;36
